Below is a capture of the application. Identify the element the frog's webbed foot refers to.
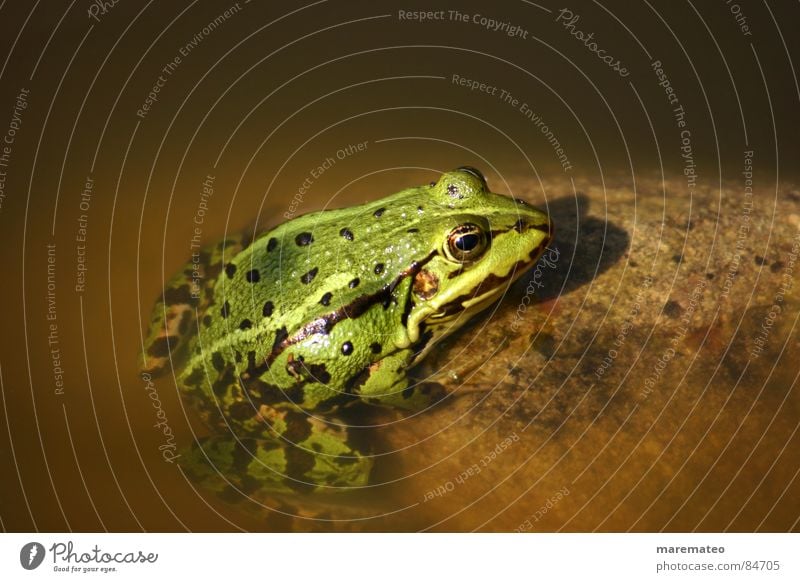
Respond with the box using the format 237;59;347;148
180;407;373;501
180;433;381;531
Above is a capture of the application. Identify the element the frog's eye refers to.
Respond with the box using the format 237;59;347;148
445;223;488;263
456;166;487;190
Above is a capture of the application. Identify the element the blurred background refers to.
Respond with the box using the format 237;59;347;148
0;0;798;531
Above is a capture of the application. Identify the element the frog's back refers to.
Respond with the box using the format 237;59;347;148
198;192;428;350
155;189;431;410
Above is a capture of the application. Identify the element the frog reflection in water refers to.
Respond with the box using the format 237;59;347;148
142;167;552;497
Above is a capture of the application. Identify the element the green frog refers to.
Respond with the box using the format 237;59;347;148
141;167;552;499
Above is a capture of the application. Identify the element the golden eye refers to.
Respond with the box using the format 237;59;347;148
446;223;488;262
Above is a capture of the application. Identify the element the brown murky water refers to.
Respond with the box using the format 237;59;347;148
0;1;798;532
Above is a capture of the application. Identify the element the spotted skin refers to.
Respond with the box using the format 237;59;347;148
141;237;247;376
141;167;552;503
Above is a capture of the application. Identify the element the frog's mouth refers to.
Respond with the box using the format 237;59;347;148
426;259;534;324
428;287;501;324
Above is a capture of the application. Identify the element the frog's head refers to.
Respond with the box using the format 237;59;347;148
405;167;553;342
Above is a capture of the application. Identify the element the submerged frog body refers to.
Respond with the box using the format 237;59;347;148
142;167;552;497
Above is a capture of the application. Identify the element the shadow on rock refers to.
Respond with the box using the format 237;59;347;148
520;193;630;301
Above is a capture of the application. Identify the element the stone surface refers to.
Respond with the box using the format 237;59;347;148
182;175;800;532
357;175;800;532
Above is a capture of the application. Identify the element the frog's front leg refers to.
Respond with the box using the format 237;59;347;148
356;348;444;410
181;402;373;497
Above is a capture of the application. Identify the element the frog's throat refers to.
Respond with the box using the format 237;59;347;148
404;262;523;343
424;284;507;326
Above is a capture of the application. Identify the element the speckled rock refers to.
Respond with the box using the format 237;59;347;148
363;175;800;532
